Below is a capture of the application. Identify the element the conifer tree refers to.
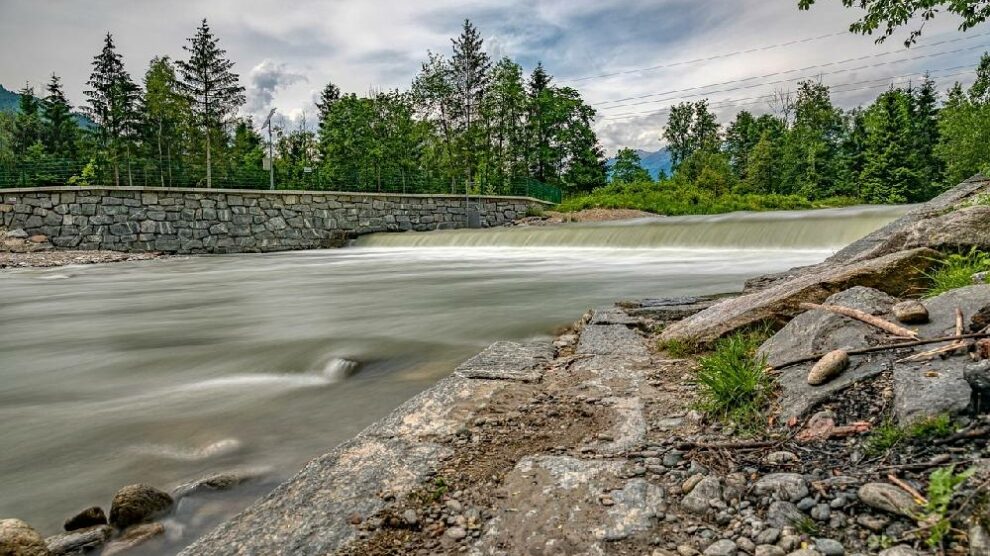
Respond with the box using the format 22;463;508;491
42;74;78;159
450;19;491;187
527;63;554;182
177;19;245;188
13;84;42;156
85;33;140;185
315;81;342;123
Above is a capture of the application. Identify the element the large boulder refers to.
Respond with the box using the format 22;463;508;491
841;205;990;264
108;484;173;530
661;248;937;346
0;519;51;556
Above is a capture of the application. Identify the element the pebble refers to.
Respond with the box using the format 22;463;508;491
754;474;809;502
778;534;801;552
855;514;889;532
683;474;705;494
348;513;362;525
857;483;918;518
703;539;737;556
807;350;849;385
810;504;830;521
678;545;701;556
878;547;923;556
664;451;685;467
402;509;418;526
796;497;816;511
828;496;846;509
970;524;990;556
445;526;467;541
764;451;799;466
814;538;844;556
736;537;756;554
755;546;785;556
445;499;462;513
892;300;929;324
787;550;822;556
755;528;780;545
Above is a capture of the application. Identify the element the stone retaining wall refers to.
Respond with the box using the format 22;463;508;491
0;187;546;254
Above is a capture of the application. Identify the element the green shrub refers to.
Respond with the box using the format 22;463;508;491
694;331;772;430
924;248;990;298
924;465;976;548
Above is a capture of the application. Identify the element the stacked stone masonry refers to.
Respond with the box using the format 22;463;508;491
0;187;545;254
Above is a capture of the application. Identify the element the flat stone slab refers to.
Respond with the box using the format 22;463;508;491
472;455;664;554
578;324;647;357
588;306;640;326
894;362;972;424
455;340;553;382
620;295;725;322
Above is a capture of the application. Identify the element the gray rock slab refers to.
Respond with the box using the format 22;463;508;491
455;340;553;382
180;436;450;556
894;362;972;424
620;295;726;322
578;324;647;356
473;455;664;553
588;305;640;326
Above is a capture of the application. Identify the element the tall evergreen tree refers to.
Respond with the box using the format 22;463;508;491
85;33;140;185
41;74;78;159
527;63;554;182
449;19;491;187
177;19;246;188
911;76;943;195
860;88;923;203
936;55;990;185
13;84;42;156
780;81;843;198
315;81;342;124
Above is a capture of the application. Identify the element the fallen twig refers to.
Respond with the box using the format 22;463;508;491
773;332;990;370
674;440;776;451
932;426;990;445
888;473;929;506
799;302;919;339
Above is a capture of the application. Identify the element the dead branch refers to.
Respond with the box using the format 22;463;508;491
773;332;990;370
932;426;990;445
675;440;776;451
799;302;919;339
888;473;929;505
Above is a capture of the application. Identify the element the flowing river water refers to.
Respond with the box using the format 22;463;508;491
0;205;907;552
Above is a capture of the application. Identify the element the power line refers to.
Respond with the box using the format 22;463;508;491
598;67;975;122
594;42;989;114
592;31;990;108
559;31;849;83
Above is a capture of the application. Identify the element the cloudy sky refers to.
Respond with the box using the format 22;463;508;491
2;0;987;154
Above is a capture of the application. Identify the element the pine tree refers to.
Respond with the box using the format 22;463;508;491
611;148;652;183
781;81;843;198
13;84;42;156
316;81;342;123
860;88;923;203
911;76;942;196
85;33;140;185
177;19;246;188
527;62;554;182
42;74;78;160
450;19;491;187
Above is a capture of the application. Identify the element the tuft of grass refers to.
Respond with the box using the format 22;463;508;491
864;417;905;456
525;204;545;218
923;248;990;298
658;338;696;358
908;414;955;440
694;331;773;430
793;515;819;536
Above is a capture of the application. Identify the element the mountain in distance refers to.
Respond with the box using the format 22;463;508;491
606;148;672;181
0;83;95;129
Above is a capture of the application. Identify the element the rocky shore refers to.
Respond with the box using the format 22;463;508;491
3;176;990;556
0;228;164;269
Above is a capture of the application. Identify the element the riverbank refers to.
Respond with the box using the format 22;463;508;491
178;176;990;556
0;229;165;268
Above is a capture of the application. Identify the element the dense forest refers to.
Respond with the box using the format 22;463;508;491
564;53;990;214
0;19;604;200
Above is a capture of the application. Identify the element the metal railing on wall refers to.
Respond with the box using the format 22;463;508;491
0;160;562;204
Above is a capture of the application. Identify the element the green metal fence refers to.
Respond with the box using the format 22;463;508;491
0;160;562;204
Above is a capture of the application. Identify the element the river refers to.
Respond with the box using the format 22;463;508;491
0;205;906;553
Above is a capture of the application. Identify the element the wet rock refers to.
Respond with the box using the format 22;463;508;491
45;525;112;555
807;350;849;386
704;539;737;556
813;538;844;556
764;452;799;466
857;483;919;518
63;506;107;531
971;523;990;556
659;249;936;346
753;474;809;502
892;300;929;324
755;546;785;556
681;476;722;514
108;484;174;529
766;501;804;528
101;523;165;556
455;340;553;382
171;468;268;501
0;519;50;556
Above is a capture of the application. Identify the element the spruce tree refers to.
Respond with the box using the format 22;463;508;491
450;19;491;186
527;63;554;182
13;84;42;156
85;33;140;185
177;19;246;188
316;81;342;123
42;74;78;160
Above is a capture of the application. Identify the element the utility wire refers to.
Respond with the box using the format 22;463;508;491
592;31;990;107
598;67;974;122
559;31;849;83
594;42;989;114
